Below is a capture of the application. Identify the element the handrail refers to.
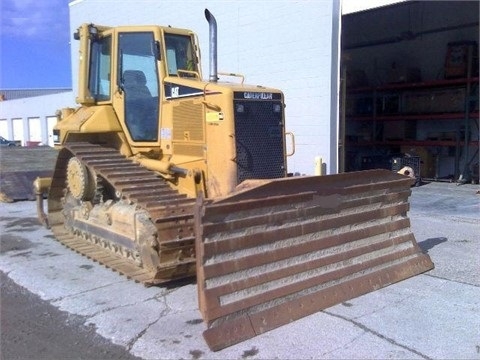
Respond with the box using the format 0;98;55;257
217;72;245;84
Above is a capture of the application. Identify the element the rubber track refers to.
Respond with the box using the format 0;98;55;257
49;142;196;285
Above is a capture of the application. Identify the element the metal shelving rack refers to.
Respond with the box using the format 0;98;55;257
345;76;479;181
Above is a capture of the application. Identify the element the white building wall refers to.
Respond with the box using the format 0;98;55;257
69;0;341;175
0;119;7;137
0;92;75;145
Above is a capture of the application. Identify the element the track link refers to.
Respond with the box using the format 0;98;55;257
48;142;196;285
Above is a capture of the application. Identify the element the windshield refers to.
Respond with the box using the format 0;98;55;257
164;34;197;76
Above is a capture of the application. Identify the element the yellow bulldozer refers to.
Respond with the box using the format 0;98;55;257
34;9;433;351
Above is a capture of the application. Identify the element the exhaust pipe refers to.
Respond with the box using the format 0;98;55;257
204;9;218;82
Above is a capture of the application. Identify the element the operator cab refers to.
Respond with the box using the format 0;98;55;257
77;24;200;143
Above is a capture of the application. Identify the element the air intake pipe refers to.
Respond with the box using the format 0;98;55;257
204;9;218;82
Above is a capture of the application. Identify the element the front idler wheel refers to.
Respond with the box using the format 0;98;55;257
66;157;97;201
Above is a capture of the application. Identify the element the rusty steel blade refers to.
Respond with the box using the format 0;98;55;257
194;169;434;351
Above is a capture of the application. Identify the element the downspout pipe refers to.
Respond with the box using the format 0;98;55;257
204;9;218;82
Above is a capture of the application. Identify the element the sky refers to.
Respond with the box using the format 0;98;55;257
0;0;404;90
0;0;72;89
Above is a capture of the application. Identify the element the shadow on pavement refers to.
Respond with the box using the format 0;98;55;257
417;237;448;253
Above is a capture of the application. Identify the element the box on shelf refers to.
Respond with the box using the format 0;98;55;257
445;41;478;79
432;89;466;113
402;92;431;113
427;129;467;142
403;88;466;114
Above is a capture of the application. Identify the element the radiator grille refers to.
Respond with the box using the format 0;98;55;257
234;100;286;183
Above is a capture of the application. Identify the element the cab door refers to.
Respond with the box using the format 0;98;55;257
114;30;161;143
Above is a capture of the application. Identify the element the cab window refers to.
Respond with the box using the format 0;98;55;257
89;35;111;101
118;32;160;141
165;34;197;76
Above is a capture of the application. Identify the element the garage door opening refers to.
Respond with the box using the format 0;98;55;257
340;0;479;184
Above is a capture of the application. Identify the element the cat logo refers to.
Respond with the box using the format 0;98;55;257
171;86;180;98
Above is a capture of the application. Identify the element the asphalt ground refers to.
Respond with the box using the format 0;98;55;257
0;181;479;359
0;147;58;201
1;271;141;360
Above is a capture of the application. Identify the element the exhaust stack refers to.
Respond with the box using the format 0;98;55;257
205;9;218;82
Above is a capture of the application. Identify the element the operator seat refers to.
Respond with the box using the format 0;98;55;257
122;70;151;98
122;70;156;140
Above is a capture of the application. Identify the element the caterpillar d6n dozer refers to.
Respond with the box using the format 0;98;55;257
35;9;433;351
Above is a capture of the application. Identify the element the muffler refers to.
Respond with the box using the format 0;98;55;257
205;9;218;82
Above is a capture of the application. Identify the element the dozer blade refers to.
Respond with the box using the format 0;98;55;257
194;169;433;351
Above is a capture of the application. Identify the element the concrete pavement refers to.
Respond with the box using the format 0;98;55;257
0;182;479;359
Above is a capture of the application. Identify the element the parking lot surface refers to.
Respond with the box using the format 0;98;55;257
0;181;479;359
